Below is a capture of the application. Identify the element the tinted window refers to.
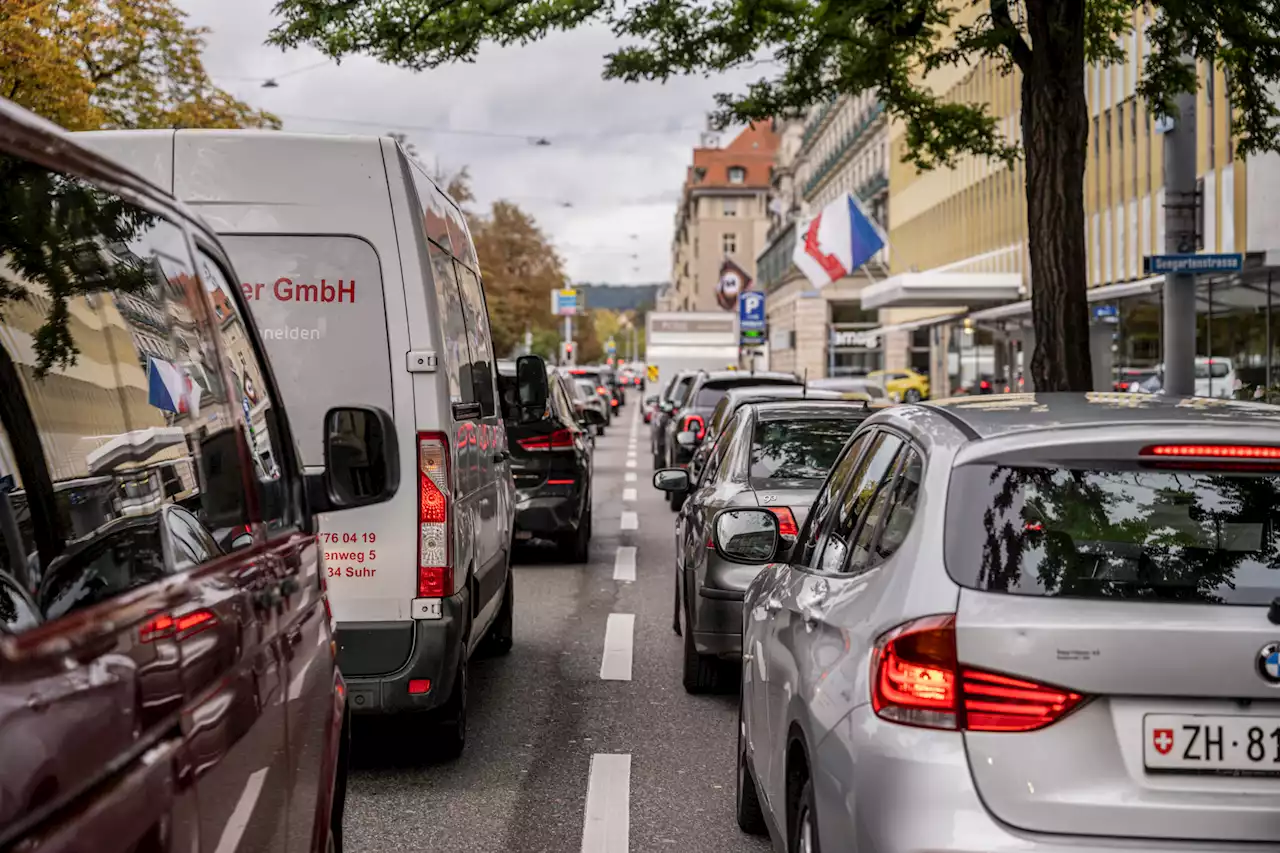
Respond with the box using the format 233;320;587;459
705;412;745;485
427;241;473;406
695;387;729;408
749;418;860;487
946;465;1280;604
794;433;869;567
39;517;169;621
818;434;902;574
1195;361;1230;379
455;264;497;417
875;449;924;561
671;376;695;405
222;234;392;465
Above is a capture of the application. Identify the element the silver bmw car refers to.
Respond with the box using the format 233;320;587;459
717;393;1280;853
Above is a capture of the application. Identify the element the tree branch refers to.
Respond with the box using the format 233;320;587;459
990;0;1032;72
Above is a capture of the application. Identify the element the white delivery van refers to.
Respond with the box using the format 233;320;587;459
79;130;546;757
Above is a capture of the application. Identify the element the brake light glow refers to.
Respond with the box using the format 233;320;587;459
547;478;575;485
140;609;217;643
766;507;799;537
518;429;575;452
979;380;991;390
1142;444;1280;460
871;615;1086;732
680;414;706;441
596;385;608;395
408;679;432;695
418;432;453;598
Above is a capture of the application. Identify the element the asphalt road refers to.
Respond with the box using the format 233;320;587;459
345;403;772;853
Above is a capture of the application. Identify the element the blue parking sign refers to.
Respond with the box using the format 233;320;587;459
739;290;766;332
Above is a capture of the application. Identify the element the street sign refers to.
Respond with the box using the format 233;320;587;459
740;328;767;348
605;336;617;354
1091;303;1119;324
739;291;766;331
1144;253;1243;275
551;289;578;316
647;365;658;382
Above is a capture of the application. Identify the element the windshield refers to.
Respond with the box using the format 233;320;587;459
1195;361;1231;379
749;418;860;487
946;464;1280;605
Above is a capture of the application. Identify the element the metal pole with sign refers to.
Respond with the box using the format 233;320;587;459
1156;79;1199;396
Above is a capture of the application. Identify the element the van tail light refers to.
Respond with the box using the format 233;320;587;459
680;414;706;441
518;429;574;452
765;506;799;537
870;615;1086;732
417;432;453;598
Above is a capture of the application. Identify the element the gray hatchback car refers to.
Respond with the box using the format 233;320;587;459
718;393;1280;853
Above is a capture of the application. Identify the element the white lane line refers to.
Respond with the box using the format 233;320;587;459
599;614;635;681
613;546;636;582
624;472;636;482
622;488;637;502
581;753;631;853
620;511;638;530
214;767;269;853
625;459;637;469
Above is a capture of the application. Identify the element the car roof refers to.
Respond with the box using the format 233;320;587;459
724;386;843;402
697;370;796;383
750;400;872;421
911;392;1280;442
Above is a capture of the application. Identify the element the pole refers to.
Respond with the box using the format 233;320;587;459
563;314;573;365
1161;69;1199;397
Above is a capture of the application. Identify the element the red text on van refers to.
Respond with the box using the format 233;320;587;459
241;277;356;303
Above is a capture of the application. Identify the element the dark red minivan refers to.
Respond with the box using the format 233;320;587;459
0;99;399;852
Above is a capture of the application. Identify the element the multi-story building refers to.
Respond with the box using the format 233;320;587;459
757;93;892;379
858;5;1280;398
668;123;779;313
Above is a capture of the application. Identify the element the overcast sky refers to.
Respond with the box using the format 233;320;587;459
181;0;760;286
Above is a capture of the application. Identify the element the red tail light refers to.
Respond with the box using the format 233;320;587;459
518;429;574;452
141;609;217;643
680;414;706;441
766;507;799;537
979;380;991;390
418;432;453;598
1142;444;1280;460
871;615;1086;732
596;385;608;395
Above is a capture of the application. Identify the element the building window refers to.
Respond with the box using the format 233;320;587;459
728;166;746;184
723;198;738;217
723;232;738;255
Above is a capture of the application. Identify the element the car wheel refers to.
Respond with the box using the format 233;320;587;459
482;570;514;656
904;388;922;403
790;779;820;853
431;657;468;761
682;607;722;693
736;688;767;835
560;509;591;563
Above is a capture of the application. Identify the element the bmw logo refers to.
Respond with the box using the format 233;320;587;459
1258;643;1280;684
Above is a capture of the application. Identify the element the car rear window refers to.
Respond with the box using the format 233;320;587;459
220;235;393;466
749;418;860;487
945;464;1280;605
698;378;798;408
1196;361;1231;379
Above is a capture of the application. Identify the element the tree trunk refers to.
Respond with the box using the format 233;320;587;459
1022;0;1093;392
0;343;64;576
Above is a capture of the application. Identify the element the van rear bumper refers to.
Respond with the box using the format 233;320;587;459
337;589;469;715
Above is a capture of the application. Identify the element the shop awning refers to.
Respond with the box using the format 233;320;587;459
859;271;1022;310
836;310;968;347
967;275;1166;324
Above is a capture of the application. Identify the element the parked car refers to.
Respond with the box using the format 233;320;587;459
568;366;621;416
655;400;873;693
79;128;539;759
807;375;894;403
1;99;402;852
570;376;610;434
643;393;660;424
660;371;802;511
867;368;930;402
717;392;1280;852
687;386;846;483
651;370;700;468
498;362;596;561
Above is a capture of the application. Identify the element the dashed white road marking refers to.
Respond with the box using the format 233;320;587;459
599;613;635;681
622;488;637;502
613;546;636;582
625;459;637;469
620;511;638;530
624;472;636;482
214;767;269;853
581;753;631;853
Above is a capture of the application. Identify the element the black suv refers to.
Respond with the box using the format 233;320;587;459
660;371;802;510
498;362;598;561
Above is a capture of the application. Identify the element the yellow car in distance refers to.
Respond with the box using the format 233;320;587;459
868;368;930;402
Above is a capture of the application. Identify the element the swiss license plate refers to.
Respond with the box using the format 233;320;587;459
1144;714;1280;774
411;598;442;620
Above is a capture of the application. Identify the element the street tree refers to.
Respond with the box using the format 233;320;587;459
267;0;1280;391
2;0;279;131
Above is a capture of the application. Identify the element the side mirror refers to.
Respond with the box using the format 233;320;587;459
516;354;549;415
652;468;690;493
676;430;698;447
582;407;606;426
308;406;400;513
230;532;254;550
712;508;780;564
659;400;674;414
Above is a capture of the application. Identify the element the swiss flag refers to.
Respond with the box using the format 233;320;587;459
1152;728;1174;755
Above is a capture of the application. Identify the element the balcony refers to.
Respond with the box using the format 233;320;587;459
757;222;798;292
802;102;885;200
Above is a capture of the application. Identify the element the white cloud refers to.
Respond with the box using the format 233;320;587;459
183;0;760;285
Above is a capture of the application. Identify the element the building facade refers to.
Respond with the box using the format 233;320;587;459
757;94;892;379
667;124;779;313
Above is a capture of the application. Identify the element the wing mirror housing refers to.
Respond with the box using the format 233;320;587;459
711;508;781;564
676;430;698;447
652;468;690;493
582;407;606;426
307;406;400;513
516;354;549;416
